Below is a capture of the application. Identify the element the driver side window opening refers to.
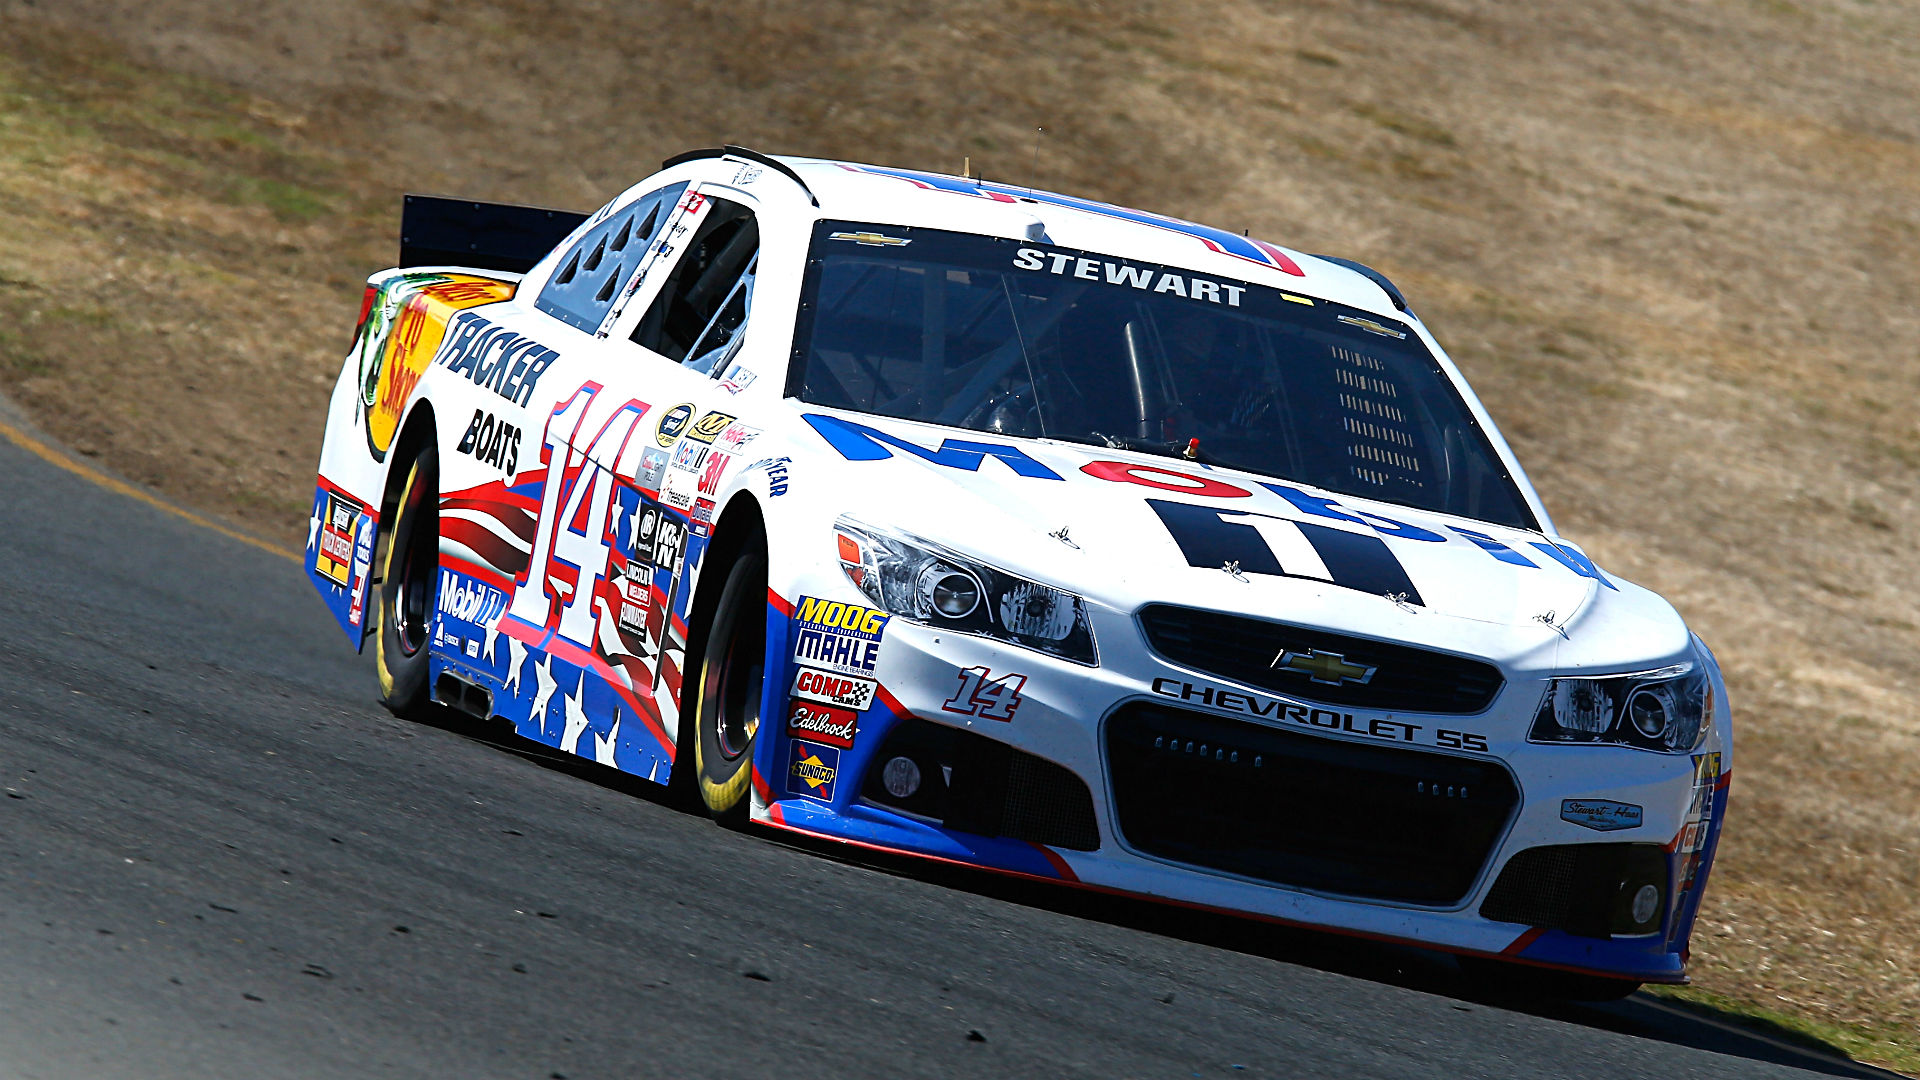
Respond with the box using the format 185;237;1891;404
631;197;759;368
536;183;685;333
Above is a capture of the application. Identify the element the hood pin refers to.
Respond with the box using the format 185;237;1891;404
1049;525;1079;549
1222;560;1248;582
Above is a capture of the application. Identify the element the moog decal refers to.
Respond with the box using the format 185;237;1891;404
792;596;889;677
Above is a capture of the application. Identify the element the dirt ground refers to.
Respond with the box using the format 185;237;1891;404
1;0;1917;1067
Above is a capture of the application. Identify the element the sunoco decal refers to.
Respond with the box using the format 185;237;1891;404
788;739;840;801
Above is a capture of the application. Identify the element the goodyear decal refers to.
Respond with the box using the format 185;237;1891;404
792;596;889;678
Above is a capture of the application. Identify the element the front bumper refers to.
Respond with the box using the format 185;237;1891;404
750;591;1729;983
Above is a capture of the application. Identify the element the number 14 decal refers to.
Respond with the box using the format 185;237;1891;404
942;666;1026;721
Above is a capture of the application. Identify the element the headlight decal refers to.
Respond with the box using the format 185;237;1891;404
833;518;1098;665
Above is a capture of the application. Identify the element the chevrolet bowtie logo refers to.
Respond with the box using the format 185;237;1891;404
1271;648;1377;686
828;231;912;247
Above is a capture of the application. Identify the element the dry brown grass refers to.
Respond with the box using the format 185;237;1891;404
2;0;1918;1067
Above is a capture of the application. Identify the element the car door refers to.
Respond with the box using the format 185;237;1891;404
488;181;766;775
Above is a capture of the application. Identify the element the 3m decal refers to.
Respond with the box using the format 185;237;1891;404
1147;499;1424;605
1561;799;1643;832
456;409;522;474
941;665;1026;721
1013;248;1248;307
788;739;840;802
696;451;730;496
803;413;1063;480
361;274;516;460
792;596;889;677
843;163;1305;276
315;492;363;586
790;667;877;711
655;403;694;448
434;310;563;408
686;410;736;444
786;699;857;749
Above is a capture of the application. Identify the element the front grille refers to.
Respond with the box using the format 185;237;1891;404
1107;703;1517;904
1480;843;1670;938
1138;604;1504;715
863;718;1100;851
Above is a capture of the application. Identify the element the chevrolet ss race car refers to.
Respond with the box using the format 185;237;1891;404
307;146;1731;997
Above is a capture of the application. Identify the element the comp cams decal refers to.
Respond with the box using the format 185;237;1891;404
791;596;889;677
791;667;877;711
1150;678;1490;752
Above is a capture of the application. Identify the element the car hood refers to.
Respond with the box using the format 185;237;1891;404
795;410;1690;670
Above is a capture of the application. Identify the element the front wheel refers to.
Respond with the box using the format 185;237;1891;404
690;551;767;824
375;444;438;720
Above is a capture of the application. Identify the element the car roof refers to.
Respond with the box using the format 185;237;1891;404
747;154;1404;319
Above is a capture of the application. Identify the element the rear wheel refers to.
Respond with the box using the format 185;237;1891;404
690;551;767;824
375;444;438;719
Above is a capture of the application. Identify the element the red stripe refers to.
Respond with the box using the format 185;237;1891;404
440;518;531;576
767;587;793;616
1501;927;1547;956
1027;842;1080;883
751;767;771;806
438;553;514;593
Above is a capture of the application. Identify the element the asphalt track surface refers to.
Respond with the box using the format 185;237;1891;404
0;412;1900;1080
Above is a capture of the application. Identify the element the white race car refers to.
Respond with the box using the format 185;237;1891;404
308;147;1730;997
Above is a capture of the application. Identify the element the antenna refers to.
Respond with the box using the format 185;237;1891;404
963;155;971;179
1032;126;1045;187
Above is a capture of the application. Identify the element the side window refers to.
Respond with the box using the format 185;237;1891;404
631;196;759;371
536;182;687;333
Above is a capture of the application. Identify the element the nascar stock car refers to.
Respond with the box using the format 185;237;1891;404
307;146;1730;997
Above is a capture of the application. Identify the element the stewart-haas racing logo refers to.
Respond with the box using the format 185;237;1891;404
786;699;857;749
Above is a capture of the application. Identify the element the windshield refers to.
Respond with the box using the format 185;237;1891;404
788;221;1537;530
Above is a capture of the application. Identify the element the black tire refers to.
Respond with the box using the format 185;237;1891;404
690;551;767;824
1457;955;1642;1002
375;444;438;720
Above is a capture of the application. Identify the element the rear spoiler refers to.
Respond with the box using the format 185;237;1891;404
399;195;588;275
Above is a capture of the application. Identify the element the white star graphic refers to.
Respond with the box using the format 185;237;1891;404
562;673;591;755
504;638;529;696
484;615;502;665
307;512;322;551
530;658;558;723
593;713;621;767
